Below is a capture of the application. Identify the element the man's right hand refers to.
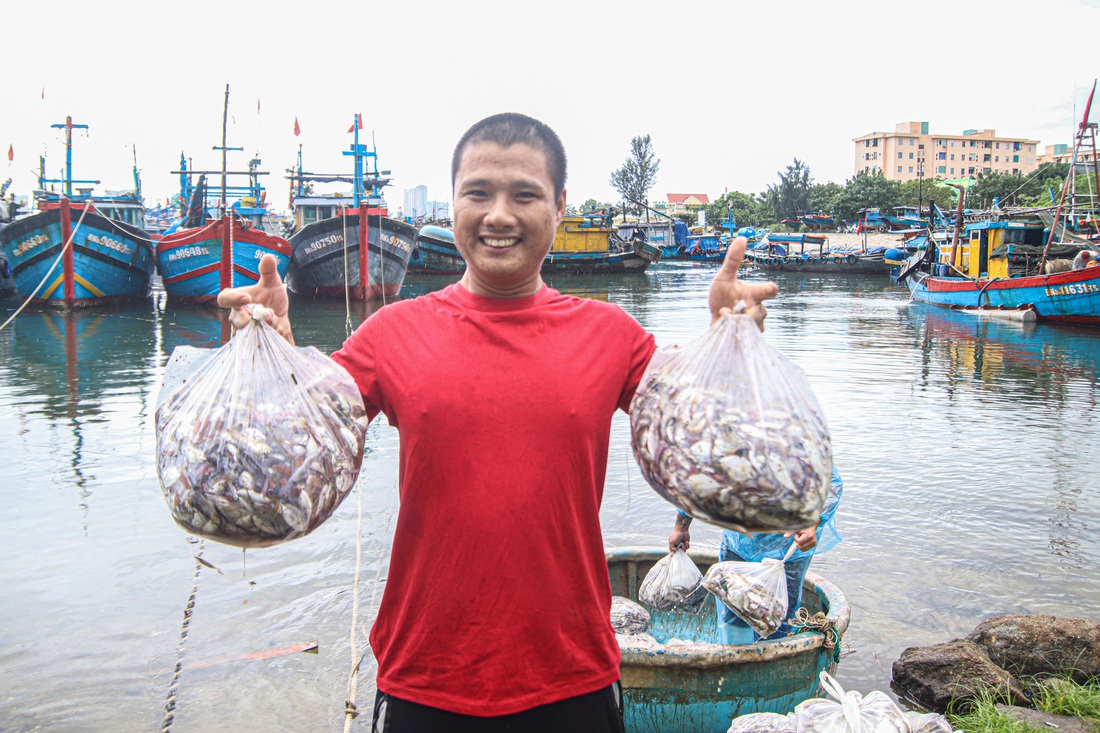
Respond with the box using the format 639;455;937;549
217;253;295;344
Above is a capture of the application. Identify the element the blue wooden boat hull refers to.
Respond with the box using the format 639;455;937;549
409;225;465;275
542;249;652;273
608;548;850;733
905;267;1100;327
0;252;14;294
0;208;153;306
155;216;292;304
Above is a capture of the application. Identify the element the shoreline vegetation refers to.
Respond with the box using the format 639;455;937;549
948;676;1100;733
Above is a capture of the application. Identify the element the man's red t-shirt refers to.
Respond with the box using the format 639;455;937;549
331;283;656;716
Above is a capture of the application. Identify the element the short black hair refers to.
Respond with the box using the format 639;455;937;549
451;113;567;198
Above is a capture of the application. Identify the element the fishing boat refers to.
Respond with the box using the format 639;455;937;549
683;232;726;261
0;185;21;294
0;117;154;308
409;224;463;275
797;211;837;231
882;206;929;231
899;82;1100;327
156;87;293;304
616;219;690;261
609;547;849;733
746;233;891;274
284;116;416;300
543;215;660;274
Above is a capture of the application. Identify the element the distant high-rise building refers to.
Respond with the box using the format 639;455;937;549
403;185;428;220
853;121;1040;182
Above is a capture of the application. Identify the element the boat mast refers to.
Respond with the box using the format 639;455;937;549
1041;80;1097;267
49;116;90;197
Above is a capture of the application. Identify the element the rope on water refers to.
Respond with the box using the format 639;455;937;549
791;607;842;664
343;473;398;732
161;537;205;733
0;202;92;333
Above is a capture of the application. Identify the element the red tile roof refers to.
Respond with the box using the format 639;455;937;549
666;193;711;204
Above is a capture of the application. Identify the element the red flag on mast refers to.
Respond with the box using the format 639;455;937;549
6;145;12;162
348;113;363;133
293;116;301;136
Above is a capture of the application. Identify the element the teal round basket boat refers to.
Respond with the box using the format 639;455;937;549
607;547;851;733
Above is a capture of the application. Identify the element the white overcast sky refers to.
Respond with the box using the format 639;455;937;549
3;0;1097;213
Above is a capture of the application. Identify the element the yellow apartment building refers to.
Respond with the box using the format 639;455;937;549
853;121;1040;181
1036;141;1100;169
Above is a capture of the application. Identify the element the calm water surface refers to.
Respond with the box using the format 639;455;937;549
2;263;1099;731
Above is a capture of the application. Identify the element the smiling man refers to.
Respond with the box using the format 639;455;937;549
218;113;777;733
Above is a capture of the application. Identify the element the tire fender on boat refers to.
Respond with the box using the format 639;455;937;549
846;254;858;265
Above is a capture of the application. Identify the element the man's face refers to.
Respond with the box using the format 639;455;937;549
452;141;566;298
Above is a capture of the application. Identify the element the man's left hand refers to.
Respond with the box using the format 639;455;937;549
709;236;779;328
786;525;818;552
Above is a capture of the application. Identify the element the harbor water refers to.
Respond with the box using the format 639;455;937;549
2;262;1100;731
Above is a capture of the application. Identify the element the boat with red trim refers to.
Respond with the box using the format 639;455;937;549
284;116;415;300
0;116;154;308
899;82;1100;327
155;87;292;304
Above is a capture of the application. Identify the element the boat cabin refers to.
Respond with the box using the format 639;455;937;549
552;215;610;253
936;220;1047;278
290;193;387;233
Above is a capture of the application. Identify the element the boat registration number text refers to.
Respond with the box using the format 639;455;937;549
1045;283;1100;297
167;246;211;262
302;234;344;254
10;233;50;256
87;233;132;256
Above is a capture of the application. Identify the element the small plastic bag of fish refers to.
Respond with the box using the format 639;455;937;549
629;309;832;534
728;712;796;733
702;543;796;639
638;548;708;613
155;304;368;548
793;672;910;733
610;596;651;635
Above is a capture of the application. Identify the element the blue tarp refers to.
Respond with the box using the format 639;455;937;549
674;220;689;248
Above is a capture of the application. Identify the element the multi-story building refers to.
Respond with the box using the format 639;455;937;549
403;185;428;219
1036;142;1100;169
853;122;1040;181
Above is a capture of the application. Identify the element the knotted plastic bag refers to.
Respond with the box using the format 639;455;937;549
639;548;708;613
793;672;909;733
610;596;651;635
155;304;368;548
702;543;796;638
630;310;831;534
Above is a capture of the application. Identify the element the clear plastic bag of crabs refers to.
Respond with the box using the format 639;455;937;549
702;542;797;638
638;548;708;613
629;305;832;534
155;304;368;548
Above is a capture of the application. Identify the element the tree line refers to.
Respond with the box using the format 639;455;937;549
599;134;1081;229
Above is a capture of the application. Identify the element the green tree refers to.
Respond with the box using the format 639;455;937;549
833;170;903;221
705;191;775;229
609;135;660;214
761;158;814;221
809;181;843;215
672;211;696;227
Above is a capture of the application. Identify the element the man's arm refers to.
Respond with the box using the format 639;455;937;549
668;511;693;552
708;236;779;327
217;253;295;344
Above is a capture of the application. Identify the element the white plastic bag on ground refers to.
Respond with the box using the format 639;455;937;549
904;712;954;733
794;672;909;733
639;548;708;612
728;712;796;733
